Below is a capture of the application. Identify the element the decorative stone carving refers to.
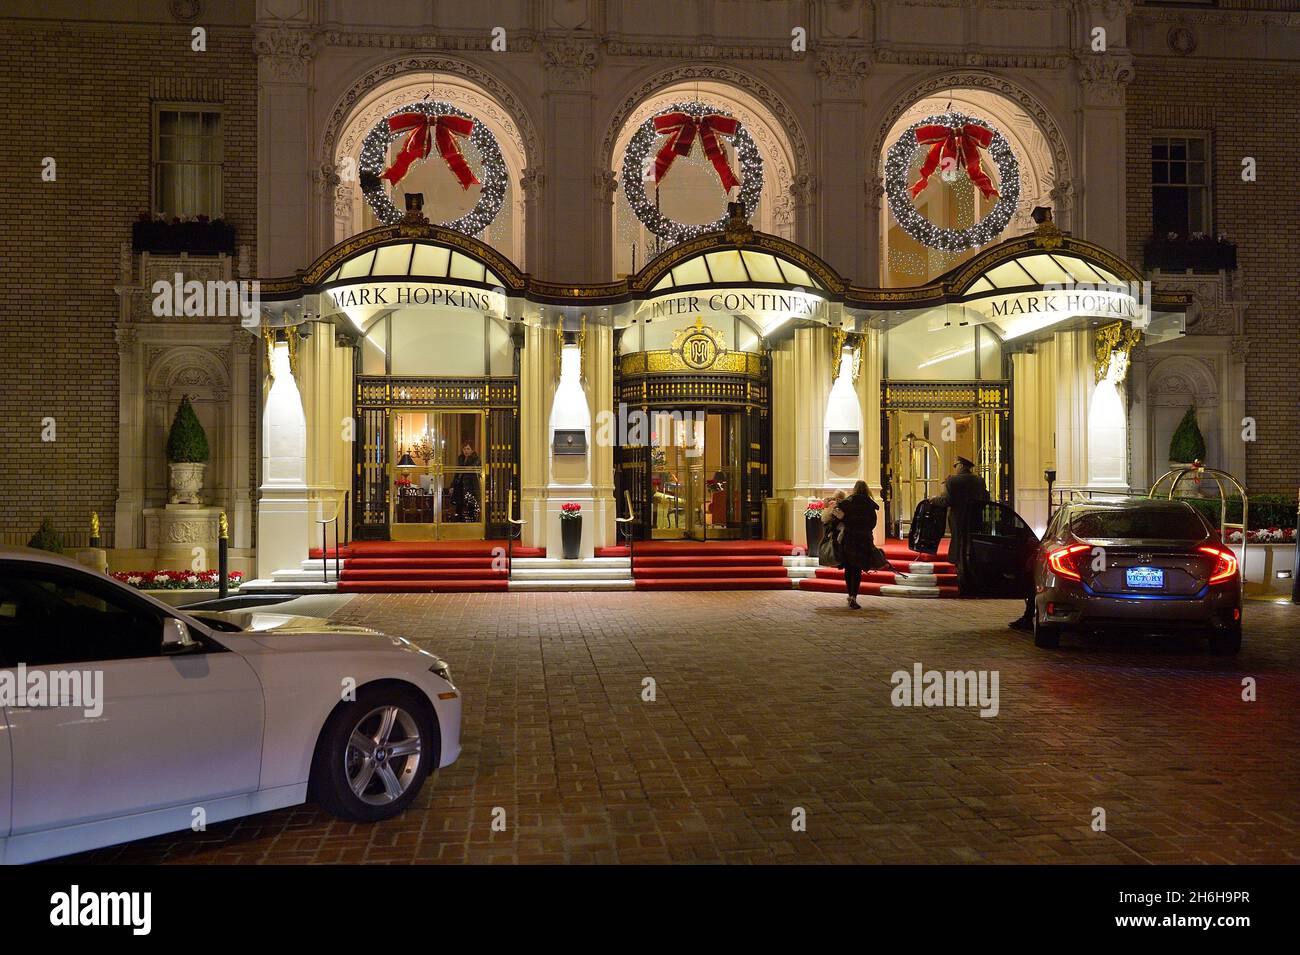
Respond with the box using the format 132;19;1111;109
254;22;317;82
520;168;545;198
1149;271;1246;337
542;35;600;89
1230;336;1250;359
1049;178;1074;215
594;169;618;203
1077;54;1135;108
815;47;872;96
1168;27;1197;56
168;0;202;23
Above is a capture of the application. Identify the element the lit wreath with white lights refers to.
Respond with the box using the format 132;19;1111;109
357;101;506;234
621;102;764;244
884;112;1020;253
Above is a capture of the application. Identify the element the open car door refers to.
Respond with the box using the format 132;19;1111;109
908;499;948;555
967;501;1040;597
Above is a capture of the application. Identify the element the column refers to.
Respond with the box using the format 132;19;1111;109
1011;344;1057;535
813;46;872;275
228;332;254;550
114;324;146;549
1077;49;1134;253
540;36;599;281
1053;330;1092;491
546;341;594;557
518;319;555;548
783;325;834;537
856;325;885;538
586;321;617;548
254;21;316;275
256;339;310;578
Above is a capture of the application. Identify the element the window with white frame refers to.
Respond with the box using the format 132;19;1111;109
1151;133;1211;237
153;107;223;218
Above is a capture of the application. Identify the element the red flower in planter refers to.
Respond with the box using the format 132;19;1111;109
560;502;582;520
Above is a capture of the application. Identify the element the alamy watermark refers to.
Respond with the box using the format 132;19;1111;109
890;662;999;718
151;272;260;323
0;664;103;718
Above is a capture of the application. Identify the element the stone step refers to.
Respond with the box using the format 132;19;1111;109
511;557;631;569
508;579;637;592
511;567;633;580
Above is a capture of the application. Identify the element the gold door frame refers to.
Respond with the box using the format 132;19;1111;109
388;407;489;541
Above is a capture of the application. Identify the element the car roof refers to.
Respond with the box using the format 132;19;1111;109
1064;498;1199;514
0;545;90;569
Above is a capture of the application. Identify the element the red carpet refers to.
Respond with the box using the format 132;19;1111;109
602;540;796;591
330;540;543;593
799;539;958;598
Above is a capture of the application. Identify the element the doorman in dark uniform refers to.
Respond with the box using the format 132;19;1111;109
931;457;989;596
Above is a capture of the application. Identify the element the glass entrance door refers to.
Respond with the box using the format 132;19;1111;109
390;410;486;541
882;408;1009;538
649;410;743;541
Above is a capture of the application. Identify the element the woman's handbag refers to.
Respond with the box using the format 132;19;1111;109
818;526;842;567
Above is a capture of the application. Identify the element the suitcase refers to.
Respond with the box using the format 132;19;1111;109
908;499;948;555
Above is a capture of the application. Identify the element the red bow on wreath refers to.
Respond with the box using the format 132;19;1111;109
380;113;480;190
909;123;999;200
652;113;741;194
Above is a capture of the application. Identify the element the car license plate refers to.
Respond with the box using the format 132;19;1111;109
1126;567;1164;589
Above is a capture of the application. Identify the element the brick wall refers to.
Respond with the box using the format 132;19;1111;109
1128;60;1300;495
0;18;257;545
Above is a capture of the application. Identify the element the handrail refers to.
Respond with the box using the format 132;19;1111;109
615;489;637;562
506;489;526;575
1150;464;1249;583
313;489;349;583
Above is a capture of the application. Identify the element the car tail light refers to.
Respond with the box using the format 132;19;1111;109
1198;545;1238;585
1047;544;1091;582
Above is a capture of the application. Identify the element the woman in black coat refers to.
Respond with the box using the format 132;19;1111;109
832;480;880;610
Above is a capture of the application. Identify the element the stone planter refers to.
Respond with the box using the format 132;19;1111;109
168;462;206;504
560;516;582;559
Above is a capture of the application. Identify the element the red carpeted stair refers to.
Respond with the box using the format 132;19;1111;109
323;540;544;593
594;540;797;591
798;539;961;598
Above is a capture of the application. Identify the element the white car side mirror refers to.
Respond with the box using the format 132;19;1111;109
161;617;197;652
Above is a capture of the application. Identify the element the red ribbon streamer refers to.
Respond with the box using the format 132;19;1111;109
380;113;480;190
651;113;741;194
909;123;999;200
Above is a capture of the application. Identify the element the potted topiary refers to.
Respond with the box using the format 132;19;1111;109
27;517;64;554
1168;405;1207;471
166;395;210;504
560;502;582;559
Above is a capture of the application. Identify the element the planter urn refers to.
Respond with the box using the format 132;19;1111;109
561;516;582;560
805;516;824;555
168;462;206;505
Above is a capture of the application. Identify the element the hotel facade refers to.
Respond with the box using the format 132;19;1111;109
2;0;1295;585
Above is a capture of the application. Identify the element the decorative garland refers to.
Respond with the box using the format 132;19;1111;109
358;101;506;235
884;111;1020;253
621;101;764;245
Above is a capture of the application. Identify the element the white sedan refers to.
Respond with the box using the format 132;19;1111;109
0;547;461;864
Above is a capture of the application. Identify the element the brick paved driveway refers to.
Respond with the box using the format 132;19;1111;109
67;592;1300;864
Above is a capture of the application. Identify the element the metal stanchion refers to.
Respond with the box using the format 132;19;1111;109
218;512;230;599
